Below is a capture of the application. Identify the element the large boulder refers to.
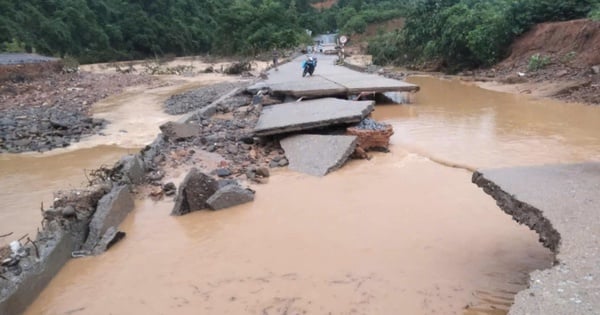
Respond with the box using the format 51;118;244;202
206;184;255;210
171;168;219;215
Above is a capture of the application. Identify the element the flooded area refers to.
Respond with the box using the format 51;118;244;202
3;75;600;314
0;146;135;245
375;76;600;169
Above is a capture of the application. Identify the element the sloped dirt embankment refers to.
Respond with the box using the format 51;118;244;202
477;19;600;105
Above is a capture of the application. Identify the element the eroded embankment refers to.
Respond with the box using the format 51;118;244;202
472;163;600;315
472;171;560;254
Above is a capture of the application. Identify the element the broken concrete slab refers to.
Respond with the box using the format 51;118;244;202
206;184;255;210
247;76;347;98
0;228;73;315
91;227;126;255
253;98;374;136
280;134;357;176
325;73;420;94
171;168;219;215
159;121;203;141
117;154;146;185
246;55;419;99
472;163;600;315
83;185;134;251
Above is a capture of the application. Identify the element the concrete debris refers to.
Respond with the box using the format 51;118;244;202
171;168;219;216
117;154;146;185
280;134;357;176
253;98;374;136
248;76;347;98
0;228;74;315
83;185;134;252
92;227;126;255
159;121;203;141
206;184;255;210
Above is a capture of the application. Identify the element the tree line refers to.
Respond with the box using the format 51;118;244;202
0;0;407;63
4;0;595;69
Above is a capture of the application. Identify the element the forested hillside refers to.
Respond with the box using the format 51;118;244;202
2;0;597;69
368;0;600;70
0;0;406;63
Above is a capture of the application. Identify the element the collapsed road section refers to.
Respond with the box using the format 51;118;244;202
473;163;600;315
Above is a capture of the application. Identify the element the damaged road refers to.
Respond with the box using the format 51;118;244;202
473;163;600;315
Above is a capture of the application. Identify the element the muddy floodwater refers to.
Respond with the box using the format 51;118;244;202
4;75;600;314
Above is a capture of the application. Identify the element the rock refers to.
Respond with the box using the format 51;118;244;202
280;134;357;176
227;144;239;154
163;182;176;196
246;169;257;181
239;135;254;144
269;160;280;168
207;145;216;152
171;168;218;215
271;155;282;162
159;121;202;141
62;205;76;218
117;154;146;185
592;65;600;75
278;158;289;167
215;168;232;177
241;143;251;150
84;185;134;251
256;167;270;177
218;179;239;188
556;70;568;77
14;139;31;147
206;185;255;210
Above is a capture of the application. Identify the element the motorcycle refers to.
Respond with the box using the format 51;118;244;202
301;57;317;77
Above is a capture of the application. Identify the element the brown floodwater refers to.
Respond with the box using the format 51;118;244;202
5;75;600;314
0;146;136;246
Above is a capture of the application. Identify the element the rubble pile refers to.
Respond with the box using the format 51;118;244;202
347;118;394;159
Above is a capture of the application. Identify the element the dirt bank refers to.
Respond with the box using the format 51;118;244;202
470;19;600;105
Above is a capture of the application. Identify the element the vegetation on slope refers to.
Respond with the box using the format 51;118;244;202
368;0;599;71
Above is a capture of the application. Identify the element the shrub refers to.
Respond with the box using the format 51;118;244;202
528;53;551;71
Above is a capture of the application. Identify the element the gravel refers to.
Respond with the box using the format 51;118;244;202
163;82;247;115
353;118;390;131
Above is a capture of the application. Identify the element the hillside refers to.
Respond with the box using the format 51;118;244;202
476;19;600;105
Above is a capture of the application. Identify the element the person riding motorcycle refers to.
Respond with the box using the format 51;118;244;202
301;56;317;77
